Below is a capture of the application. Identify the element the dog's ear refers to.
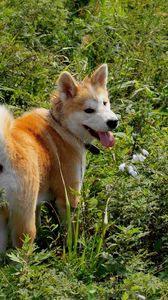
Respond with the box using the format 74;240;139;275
58;72;77;100
91;64;108;87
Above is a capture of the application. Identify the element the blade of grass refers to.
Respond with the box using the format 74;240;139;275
55;151;73;258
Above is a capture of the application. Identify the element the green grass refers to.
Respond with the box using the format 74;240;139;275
0;0;168;299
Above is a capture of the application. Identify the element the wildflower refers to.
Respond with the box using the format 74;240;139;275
135;294;146;300
104;208;108;225
132;153;146;162
104;199;110;225
142;149;149;156
119;163;126;171
128;165;138;177
138;154;146;161
132;154;138;161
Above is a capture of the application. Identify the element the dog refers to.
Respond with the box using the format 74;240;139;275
0;64;118;252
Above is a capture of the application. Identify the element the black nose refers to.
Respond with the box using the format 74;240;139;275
106;119;118;129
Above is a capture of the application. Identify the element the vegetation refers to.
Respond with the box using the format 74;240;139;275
0;0;168;298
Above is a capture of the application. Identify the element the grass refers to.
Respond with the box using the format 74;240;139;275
0;0;168;299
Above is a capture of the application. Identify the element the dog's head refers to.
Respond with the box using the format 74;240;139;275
51;64;118;147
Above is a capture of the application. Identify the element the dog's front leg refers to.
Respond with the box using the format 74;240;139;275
55;193;80;247
53;152;85;221
55;193;80;222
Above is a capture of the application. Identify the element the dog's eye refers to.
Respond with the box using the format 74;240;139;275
84;108;95;113
103;101;107;106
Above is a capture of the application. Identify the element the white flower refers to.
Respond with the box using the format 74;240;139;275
104;208;108;225
132;153;146;162
133;171;138;177
142;149;149;156
132;154;139;161
119;163;126;171
135;294;146;300
128;165;138;177
104;199;110;225
138;154;146;161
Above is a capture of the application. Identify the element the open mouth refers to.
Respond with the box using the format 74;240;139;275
83;125;115;148
83;125;99;139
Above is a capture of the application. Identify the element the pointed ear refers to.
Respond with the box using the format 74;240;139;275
58;71;77;100
91;64;108;87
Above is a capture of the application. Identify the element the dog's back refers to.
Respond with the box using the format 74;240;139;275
0;106;85;251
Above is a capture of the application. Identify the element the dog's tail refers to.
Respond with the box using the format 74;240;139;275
0;105;14;152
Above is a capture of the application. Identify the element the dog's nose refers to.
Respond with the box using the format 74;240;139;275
106;119;118;129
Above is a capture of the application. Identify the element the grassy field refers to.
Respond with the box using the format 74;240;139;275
0;0;168;299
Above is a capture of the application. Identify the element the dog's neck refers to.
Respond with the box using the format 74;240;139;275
49;110;100;155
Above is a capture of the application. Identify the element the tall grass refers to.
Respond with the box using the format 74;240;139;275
0;0;168;298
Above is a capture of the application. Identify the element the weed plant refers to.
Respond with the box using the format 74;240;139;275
0;0;168;299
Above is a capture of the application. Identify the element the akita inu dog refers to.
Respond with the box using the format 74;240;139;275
0;64;118;252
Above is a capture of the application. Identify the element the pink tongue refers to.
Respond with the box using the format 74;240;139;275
98;132;115;148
